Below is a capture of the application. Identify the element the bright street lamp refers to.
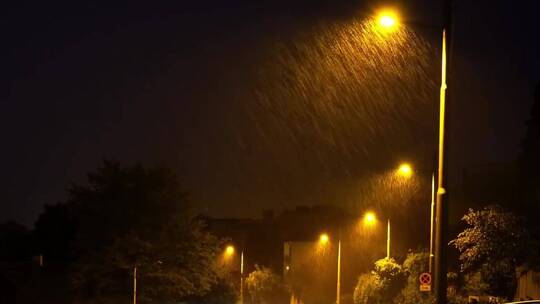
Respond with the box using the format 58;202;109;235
223;245;245;304
225;245;235;257
363;211;392;259
319;233;330;244
363;211;377;226
398;163;413;178
376;9;400;30
336;212;384;304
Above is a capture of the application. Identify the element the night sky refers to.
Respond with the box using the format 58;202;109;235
2;0;540;226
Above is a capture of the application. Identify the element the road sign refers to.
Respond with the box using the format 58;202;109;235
419;272;431;292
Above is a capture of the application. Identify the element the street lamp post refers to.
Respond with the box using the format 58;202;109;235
361;211;389;258
133;266;137;304
398;163;436;273
240;250;244;304
376;6;453;301
223;245;244;304
434;1;453;303
429;173;435;274
386;219;391;258
319;233;340;304
336;231;341;304
319;212;374;304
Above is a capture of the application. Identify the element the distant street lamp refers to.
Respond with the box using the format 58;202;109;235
317;232;342;304
363;211;377;226
363;211;392;258
223;245;244;304
319;233;330;244
396;162;437;273
398;163;413;178
225;245;235;257
324;212;379;304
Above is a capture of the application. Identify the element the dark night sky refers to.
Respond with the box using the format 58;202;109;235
2;0;540;226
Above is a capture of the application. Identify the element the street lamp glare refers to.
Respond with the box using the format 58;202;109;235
377;10;399;29
398;163;413;177
363;212;377;225
319;233;330;244
225;245;235;256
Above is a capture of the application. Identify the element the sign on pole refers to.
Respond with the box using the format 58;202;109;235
419;272;431;292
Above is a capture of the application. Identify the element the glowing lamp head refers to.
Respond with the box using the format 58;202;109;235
398;163;413;177
376;9;399;30
364;212;377;225
319;233;329;244
225;245;235;256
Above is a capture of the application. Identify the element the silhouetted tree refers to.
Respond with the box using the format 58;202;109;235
33;203;76;263
184;278;237;304
245;265;287;304
0;221;32;262
59;160;224;303
450;206;535;299
353;272;383;304
353;257;405;304
393;251;434;304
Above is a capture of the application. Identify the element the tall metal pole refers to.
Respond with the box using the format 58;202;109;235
240;250;244;304
133;267;137;304
386;219;391;258
336;230;341;304
434;0;452;302
429;173;435;274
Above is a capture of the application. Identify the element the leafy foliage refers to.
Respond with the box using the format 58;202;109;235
450;206;531;271
184;279;238;304
393;251;434;304
353;257;404;304
245;265;286;304
450;206;534;298
353;272;384;304
461;271;489;296
59;161;224;302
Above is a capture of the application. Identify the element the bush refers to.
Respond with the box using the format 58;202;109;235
393;251;433;304
245;266;287;304
353;272;384;304
184;279;237;304
353;257;404;304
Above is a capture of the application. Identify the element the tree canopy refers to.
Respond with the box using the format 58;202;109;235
353;257;404;304
393;251;433;304
245;265;286;304
450;205;535;299
36;160;225;303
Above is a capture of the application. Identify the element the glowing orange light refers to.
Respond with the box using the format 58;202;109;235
319;233;330;244
398;163;413;177
376;9;399;30
225;245;235;256
363;212;377;226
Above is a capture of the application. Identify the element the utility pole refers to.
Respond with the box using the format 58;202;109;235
133;267;137;304
434;0;452;303
336;234;341;304
240;250;244;304
429;173;435;274
386;219;391;258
